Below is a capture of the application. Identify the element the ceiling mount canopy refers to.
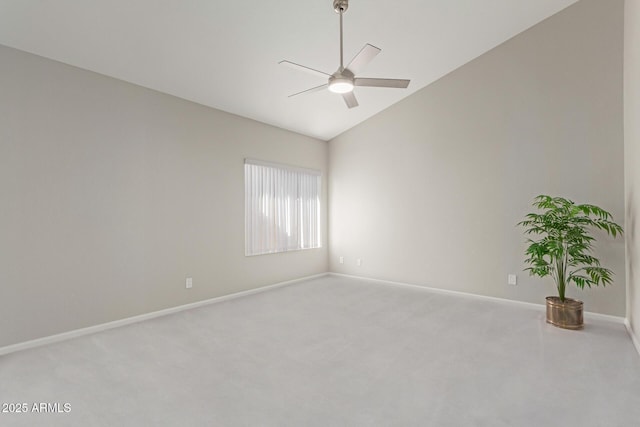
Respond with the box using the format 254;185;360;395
333;0;349;13
279;0;411;109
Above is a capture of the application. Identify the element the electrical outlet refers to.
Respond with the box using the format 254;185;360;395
508;274;517;285
357;258;362;267
186;277;193;289
339;256;344;264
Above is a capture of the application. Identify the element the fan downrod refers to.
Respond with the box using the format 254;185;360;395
333;0;348;13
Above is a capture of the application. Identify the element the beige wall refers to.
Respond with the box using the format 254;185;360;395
329;0;625;315
0;45;328;348
625;0;640;344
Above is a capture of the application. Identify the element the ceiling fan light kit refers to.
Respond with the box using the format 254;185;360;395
280;0;410;108
328;72;355;93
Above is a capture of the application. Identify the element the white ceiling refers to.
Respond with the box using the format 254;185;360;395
0;0;578;141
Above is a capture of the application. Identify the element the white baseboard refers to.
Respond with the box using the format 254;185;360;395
625;319;640;357
329;272;626;324
0;273;329;357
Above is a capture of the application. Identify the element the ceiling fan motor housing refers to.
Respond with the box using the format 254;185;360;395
328;69;355;93
333;0;349;13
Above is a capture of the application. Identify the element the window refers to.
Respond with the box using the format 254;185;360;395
244;159;321;256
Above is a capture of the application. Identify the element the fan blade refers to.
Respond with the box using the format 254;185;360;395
345;44;381;75
279;60;331;78
288;84;328;98
355;78;410;89
342;91;358;109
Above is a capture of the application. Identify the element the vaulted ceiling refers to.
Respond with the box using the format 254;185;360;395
0;0;578;140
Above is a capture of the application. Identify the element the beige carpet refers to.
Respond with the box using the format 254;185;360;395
1;275;639;426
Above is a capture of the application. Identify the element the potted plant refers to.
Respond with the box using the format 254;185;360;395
518;195;623;329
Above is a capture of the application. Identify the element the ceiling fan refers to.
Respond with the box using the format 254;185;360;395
279;0;410;109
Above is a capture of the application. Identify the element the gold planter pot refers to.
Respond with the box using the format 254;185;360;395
546;297;583;330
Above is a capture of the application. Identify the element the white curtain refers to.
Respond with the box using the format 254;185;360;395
245;159;321;256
